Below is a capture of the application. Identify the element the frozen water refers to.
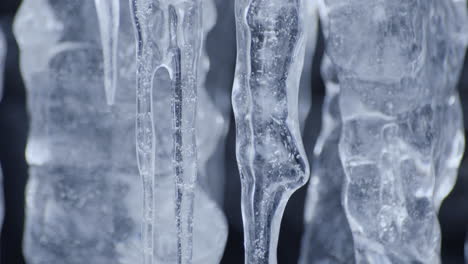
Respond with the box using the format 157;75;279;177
14;1;142;262
299;56;354;264
129;1;205;263
14;0;226;263
232;0;310;263
94;0;120;105
0;25;5;230
320;0;468;262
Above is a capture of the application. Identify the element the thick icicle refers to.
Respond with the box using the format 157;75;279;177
14;0;143;262
320;0;468;263
129;1;203;263
94;0;120;105
232;0;310;263
299;55;355;264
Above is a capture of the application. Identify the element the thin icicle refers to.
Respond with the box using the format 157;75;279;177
95;0;120;105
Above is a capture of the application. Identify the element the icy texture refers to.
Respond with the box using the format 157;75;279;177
232;0;310;263
129;1;226;264
320;0;468;263
14;0;225;263
94;0;120;105
14;1;143;263
299;55;354;264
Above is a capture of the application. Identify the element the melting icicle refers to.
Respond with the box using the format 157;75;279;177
129;1;203;263
129;1;157;263
94;0;120;105
232;0;310;263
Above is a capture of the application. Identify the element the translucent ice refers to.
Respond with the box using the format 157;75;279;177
129;1;226;264
0;26;5;228
15;0;226;263
14;1;143;262
94;0;120;105
299;55;355;264
320;0;468;262
232;0;310;263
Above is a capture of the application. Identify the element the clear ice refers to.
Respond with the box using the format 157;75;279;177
129;1;227;264
299;55;355;264
14;0;226;263
232;0;310;263
94;0;120;105
320;0;468;262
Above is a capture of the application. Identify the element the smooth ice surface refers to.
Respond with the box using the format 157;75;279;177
14;0;226;263
298;0;319;132
232;0;310;263
0;26;6;228
299;56;354;264
94;0;120;105
320;0;468;263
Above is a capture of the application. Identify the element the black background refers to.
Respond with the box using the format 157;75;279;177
1;0;468;263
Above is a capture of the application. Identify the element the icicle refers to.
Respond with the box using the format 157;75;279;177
232;0;310;263
95;0;120;105
129;1;203;263
320;0;468;262
129;1;157;263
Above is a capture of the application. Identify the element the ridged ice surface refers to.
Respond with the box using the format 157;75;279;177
94;0;120;105
14;0;225;263
232;0;310;263
299;56;354;264
320;0;468;263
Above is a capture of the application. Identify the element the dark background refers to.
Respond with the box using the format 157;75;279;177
0;0;468;263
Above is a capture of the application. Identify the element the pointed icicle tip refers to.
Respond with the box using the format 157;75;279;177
94;0;120;106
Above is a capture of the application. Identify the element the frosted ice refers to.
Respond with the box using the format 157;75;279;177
94;0;120;105
320;0;468;262
14;1;143;262
299;55;354;264
14;0;225;263
232;0;310;263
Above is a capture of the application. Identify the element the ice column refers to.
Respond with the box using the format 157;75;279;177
0;25;6;228
129;1;203;263
14;0;143;262
94;0;120;105
320;0;468;263
299;55;355;264
232;0;310;263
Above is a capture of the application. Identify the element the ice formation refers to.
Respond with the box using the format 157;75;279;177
94;0;120;105
232;0;310;263
0;25;6;228
14;0;225;263
319;0;468;262
14;1;143;262
130;0;227;264
299;55;355;264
